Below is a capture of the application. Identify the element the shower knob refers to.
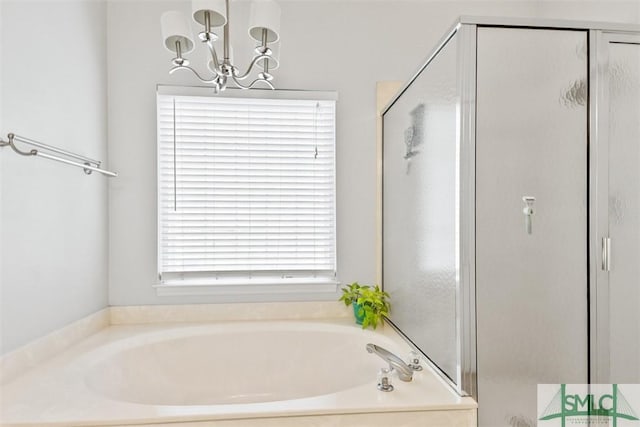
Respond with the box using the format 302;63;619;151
522;196;536;235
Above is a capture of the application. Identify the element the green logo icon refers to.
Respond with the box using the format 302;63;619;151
539;384;639;427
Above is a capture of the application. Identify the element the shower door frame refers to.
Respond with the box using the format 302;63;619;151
589;30;640;384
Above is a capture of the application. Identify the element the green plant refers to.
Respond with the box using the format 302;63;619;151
339;282;391;329
339;282;368;305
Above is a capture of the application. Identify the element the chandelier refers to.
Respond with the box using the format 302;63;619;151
160;0;280;92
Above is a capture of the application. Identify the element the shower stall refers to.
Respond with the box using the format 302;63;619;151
381;17;640;426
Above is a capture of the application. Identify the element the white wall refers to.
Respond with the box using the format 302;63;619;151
107;0;639;306
0;1;109;354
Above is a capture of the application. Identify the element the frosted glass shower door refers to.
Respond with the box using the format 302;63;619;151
596;35;640;384
382;31;460;385
476;28;589;426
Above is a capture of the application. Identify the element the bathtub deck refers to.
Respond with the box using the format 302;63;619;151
0;319;476;427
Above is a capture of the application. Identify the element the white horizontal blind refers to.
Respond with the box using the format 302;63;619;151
157;93;336;283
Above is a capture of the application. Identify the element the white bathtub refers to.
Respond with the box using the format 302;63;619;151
1;319;476;426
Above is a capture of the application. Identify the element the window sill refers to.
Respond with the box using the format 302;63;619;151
153;278;340;297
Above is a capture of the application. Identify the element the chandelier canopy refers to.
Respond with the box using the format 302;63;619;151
161;0;281;92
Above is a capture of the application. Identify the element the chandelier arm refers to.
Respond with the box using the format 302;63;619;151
170;65;220;84
231;74;275;90
205;40;222;71
248;78;275;90
233;54;273;80
230;75;253;89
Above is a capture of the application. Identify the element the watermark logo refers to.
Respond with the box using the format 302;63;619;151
538;384;640;427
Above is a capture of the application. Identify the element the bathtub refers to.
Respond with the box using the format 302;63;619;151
1;318;476;426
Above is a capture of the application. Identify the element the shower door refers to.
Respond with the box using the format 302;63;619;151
382;19;639;427
382;30;461;387
475;27;589;426
592;32;640;384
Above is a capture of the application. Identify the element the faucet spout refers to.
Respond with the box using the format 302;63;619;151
366;343;413;382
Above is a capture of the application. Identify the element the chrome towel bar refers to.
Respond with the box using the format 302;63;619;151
0;133;117;177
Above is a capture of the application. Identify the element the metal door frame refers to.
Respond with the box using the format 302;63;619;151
457;22;478;400
589;30;640;384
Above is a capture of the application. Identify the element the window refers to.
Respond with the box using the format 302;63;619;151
156;87;337;294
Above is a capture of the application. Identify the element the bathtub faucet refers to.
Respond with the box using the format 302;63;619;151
366;343;413;382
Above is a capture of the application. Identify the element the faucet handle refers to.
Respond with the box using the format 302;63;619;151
377;367;394;392
408;350;423;371
366;343;414;382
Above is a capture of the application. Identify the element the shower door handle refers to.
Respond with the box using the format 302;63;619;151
602;237;611;272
